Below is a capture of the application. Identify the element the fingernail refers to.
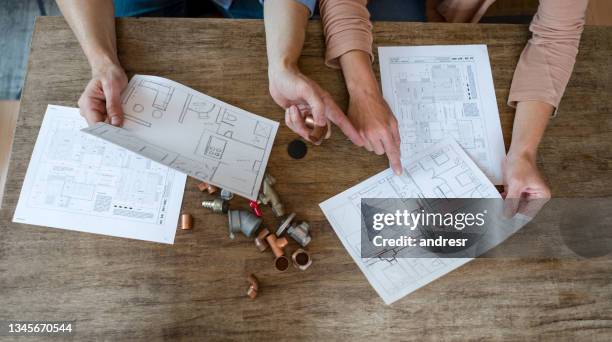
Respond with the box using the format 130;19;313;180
111;117;121;126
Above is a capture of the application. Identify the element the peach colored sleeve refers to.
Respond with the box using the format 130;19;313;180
319;0;373;69
439;0;588;110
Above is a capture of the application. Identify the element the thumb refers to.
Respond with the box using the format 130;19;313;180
102;79;124;127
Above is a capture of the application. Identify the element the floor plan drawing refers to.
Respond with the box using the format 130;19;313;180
13;105;187;244
84;75;279;200
379;45;506;184
320;138;512;304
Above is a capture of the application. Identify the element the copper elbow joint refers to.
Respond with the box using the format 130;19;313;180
247;274;258;299
197;182;218;194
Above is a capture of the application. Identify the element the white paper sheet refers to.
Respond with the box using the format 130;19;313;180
379;45;506;184
13;105;187;244
82;75;279;200
320;138;503;304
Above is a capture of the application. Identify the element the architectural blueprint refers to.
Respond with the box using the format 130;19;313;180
320;139;529;304
379;45;505;184
13;105;187;244
82;75;279;200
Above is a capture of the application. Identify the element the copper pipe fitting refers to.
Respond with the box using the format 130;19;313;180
247;274;258;299
254;228;271;252
180;213;193;230
291;249;312;271
304;115;331;143
197;182;218;194
265;234;289;272
265;234;288;258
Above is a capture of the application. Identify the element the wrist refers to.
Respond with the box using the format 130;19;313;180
89;53;121;76
340;50;379;95
506;147;537;164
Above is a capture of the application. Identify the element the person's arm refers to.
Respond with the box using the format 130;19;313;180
56;0;127;126
320;0;402;174
264;0;363;146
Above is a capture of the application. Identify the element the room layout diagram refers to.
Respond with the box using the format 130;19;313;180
13;105;186;244
320;138;510;304
379;45;506;184
83;75;279;200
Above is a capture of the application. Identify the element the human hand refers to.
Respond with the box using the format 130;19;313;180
502;152;551;218
268;66;364;146
78;63;128;126
347;90;402;175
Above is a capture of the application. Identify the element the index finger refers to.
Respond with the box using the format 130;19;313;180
381;133;402;175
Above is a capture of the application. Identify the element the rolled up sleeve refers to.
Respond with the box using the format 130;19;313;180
508;0;588;111
319;0;373;69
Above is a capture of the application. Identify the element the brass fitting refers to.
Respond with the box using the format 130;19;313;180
201;198;229;214
265;233;289;272
258;174;284;217
291;249;312;271
197;182;218;194
304;115;331;143
247;274;259;300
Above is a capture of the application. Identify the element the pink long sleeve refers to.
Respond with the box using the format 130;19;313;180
319;0;373;69
439;0;588;109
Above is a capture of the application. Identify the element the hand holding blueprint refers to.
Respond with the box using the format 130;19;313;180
320;138;528;304
13;105;186;244
379;45;505;184
83;75;279;200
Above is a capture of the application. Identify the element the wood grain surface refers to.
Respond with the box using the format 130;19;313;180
0;17;611;341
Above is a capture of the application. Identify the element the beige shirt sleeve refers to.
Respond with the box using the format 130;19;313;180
319;0;373;69
438;0;588;109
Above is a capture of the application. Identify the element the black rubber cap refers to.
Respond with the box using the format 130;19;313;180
287;139;307;159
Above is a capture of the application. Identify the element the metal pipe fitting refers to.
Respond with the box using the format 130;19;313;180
247;274;259;299
254;228;271;252
258;174;284;217
228;210;262;239
180;213;193;230
291;249;312;271
287;221;311;247
265;233;289;272
276;213;311;247
197;182;218;194
304;115;331;143
202;198;229;214
220;189;234;200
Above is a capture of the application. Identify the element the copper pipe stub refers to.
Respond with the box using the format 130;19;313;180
247;274;259;299
304;115;331;143
180;213;193;230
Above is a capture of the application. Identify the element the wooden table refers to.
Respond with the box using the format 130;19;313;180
1;17;611;340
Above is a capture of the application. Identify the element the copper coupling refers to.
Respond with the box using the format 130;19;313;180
254;228;290;271
291;249;312;271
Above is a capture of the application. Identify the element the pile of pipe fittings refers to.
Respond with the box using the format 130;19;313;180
193;173;313;299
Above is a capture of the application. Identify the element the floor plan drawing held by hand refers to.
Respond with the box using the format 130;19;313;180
83;75;279;200
379;45;505;184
